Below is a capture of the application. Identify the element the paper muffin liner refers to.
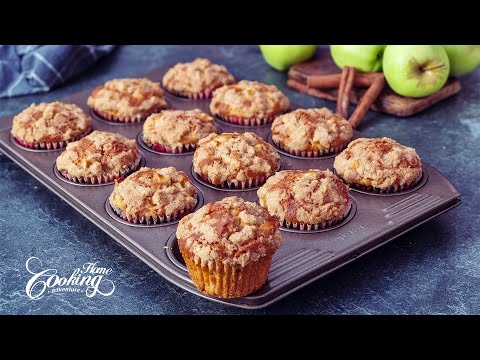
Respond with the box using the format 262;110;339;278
280;201;352;231
273;140;348;158
109;193;197;225
179;247;273;298
215;113;284;126
14;128;92;150
59;154;141;184
92;107;166;124
141;133;197;154
164;87;213;100
340;171;423;194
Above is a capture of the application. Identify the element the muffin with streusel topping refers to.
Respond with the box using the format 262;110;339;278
87;78;168;123
333;137;423;193
11;102;92;150
193;132;281;189
177;196;282;298
109;167;197;224
162;58;235;99
258;169;351;230
210;80;290;126
271;108;353;157
56;131;140;184
142;109;217;154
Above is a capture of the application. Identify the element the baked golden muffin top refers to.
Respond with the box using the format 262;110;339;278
272;108;352;152
143;109;217;148
193;132;281;185
11;102;91;144
56;131;139;178
258;169;350;225
177;196;282;267
210;80;290;120
109;167;196;218
162;58;235;96
333;137;422;190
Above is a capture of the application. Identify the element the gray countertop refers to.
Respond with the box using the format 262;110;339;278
0;45;478;314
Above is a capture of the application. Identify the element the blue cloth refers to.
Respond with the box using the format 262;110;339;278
0;45;115;98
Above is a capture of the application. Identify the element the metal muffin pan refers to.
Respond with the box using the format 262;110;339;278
0;67;461;309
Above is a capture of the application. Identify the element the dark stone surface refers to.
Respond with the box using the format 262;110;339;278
0;45;478;314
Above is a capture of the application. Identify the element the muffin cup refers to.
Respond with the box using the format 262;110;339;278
273;140;348;158
179;247;273;298
14;128;92;150
109;194;197;225
165;88;213;100
142;134;197;154
280;201;352;231
92;108;166;124
59;154;141;184
341;172;423;194
216;113;283;126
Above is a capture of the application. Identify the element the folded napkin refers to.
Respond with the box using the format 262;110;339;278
0;45;115;98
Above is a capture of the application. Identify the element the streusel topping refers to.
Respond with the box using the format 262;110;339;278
210;80;290;119
177;196;282;267
258;170;350;225
11;102;91;144
143;109;217;148
87;78;167;118
109;167;196;218
272;108;352;151
162;58;235;95
193;132;281;185
333;137;422;189
56;131;139;178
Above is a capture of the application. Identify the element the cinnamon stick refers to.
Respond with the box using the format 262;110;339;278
306;72;381;89
287;78;337;101
349;74;385;129
337;66;355;118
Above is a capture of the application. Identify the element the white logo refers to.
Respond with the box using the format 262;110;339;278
25;257;116;300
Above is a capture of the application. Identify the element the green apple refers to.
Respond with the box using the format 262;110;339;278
383;45;450;98
330;45;386;72
259;45;316;71
443;45;480;76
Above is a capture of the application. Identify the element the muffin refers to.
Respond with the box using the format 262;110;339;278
56;131;141;184
193;132;281;189
258;169;351;230
109;167;197;224
87;78;168;123
210;80;290;126
333;137;423;193
142;109;217;154
162;58;235;99
11;102;92;150
271;108;353;157
177;196;282;298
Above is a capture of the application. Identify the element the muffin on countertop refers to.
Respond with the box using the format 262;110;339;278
272;108;353;157
177;196;282;298
56;131;140;184
333;137;422;193
210;80;290;126
87;78;168;123
11;102;92;150
142;109;217;153
109;167;197;224
193;132;281;189
162;58;235;99
258;169;351;230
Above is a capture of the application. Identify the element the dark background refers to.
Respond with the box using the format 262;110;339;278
0;45;478;314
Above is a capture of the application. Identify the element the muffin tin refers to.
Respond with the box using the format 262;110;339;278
0;67;461;309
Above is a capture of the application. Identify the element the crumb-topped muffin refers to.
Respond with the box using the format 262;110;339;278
272;108;353;157
56;131;140;184
142;109;217;153
87;78;168;123
193;132;281;189
109;167;197;224
258;169;350;230
11;102;92;150
177;196;282;298
210;80;290;126
334;137;422;193
162;58;235;99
